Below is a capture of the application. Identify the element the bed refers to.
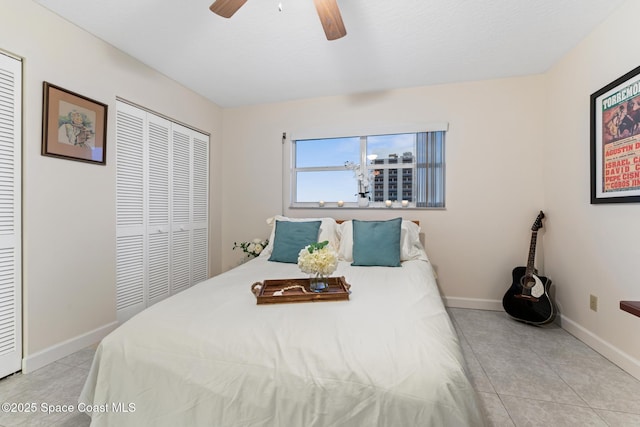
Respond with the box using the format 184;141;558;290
79;217;485;426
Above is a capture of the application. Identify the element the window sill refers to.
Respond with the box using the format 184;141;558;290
288;205;445;211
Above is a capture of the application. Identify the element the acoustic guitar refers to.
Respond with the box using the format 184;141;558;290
502;211;556;325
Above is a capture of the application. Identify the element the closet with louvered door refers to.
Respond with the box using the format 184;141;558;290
115;101;209;322
146;113;171;306
0;52;22;379
170;126;190;295
191;133;209;285
115;103;146;321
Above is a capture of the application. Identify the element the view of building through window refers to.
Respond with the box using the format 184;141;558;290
371;152;416;202
293;131;444;208
366;133;417;203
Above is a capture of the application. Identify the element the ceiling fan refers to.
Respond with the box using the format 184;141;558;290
209;0;347;40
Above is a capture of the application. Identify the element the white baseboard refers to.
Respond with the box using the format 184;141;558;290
443;296;503;311
560;314;640;381
22;321;118;374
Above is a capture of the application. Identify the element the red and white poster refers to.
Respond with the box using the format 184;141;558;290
591;66;640;203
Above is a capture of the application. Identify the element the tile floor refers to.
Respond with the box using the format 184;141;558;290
0;308;638;426
450;308;640;426
0;346;95;426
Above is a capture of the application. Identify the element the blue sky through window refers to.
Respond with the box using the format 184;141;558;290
295;137;359;168
295;133;418;203
296;171;356;202
367;134;416;160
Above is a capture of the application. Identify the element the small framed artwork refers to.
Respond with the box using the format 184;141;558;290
42;82;108;165
590;65;640;203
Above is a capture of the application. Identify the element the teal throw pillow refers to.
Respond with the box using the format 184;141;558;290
352;218;402;267
268;220;321;263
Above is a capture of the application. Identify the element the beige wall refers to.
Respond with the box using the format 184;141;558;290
1;1;222;359
221;0;640;379
544;0;640;377
221;76;548;305
4;0;639;381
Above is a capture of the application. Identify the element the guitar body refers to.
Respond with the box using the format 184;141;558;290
503;266;555;325
502;211;556;325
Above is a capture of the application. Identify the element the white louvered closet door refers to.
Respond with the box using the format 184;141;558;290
116;101;209;321
0;53;22;378
146;114;171;306
171;125;192;294
171;125;209;292
115;102;146;321
191;134;209;285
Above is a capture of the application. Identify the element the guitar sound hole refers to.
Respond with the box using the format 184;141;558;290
521;278;535;289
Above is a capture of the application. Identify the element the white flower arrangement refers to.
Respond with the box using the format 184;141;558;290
297;241;338;277
345;161;377;198
233;238;269;258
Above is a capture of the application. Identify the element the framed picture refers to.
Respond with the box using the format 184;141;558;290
42;82;108;165
591;65;640;203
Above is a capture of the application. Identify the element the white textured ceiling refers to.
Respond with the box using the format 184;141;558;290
35;0;625;108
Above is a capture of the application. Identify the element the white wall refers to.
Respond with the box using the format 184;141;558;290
544;0;640;378
1;0;222;368
221;76;547;306
221;0;640;380
5;0;639;383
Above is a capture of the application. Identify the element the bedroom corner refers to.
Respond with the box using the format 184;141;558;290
1;0;223;373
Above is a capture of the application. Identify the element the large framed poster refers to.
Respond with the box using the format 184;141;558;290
591;65;640;204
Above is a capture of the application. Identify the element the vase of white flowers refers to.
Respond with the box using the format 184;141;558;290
297;241;338;292
345;161;376;206
233;238;269;258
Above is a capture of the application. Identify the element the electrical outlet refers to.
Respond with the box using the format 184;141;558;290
590;294;598;312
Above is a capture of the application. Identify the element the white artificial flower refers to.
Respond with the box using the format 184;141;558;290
233;237;270;258
298;245;338;276
345;161;373;196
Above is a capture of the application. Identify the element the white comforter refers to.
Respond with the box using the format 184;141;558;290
79;258;485;426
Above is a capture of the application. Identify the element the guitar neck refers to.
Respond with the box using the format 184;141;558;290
525;230;538;277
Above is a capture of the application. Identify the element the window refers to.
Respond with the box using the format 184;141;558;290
292;131;445;208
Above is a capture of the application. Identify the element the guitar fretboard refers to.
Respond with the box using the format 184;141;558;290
525;230;538;278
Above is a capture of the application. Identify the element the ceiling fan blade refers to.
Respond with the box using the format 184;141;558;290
313;0;347;40
210;0;248;18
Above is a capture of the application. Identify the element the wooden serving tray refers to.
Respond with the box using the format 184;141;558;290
252;277;350;305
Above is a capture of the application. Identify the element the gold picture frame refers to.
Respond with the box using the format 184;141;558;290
42;82;108;165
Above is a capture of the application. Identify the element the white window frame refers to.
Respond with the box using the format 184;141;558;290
290;127;446;209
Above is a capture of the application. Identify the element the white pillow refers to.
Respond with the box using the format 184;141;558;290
338;220;428;262
337;221;354;262
400;220;428;262
261;216;340;257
